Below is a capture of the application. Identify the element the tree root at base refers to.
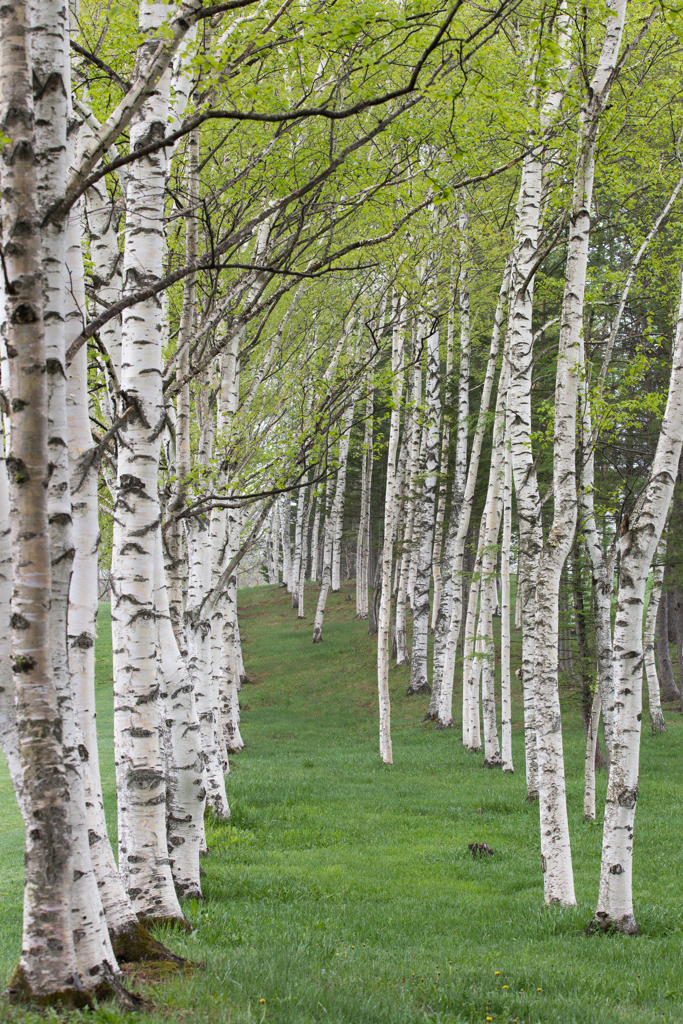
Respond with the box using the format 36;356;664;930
586;913;639;936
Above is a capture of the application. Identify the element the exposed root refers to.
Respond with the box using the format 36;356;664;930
111;919;189;965
406;682;431;696
4;965;93;1009
175;882;204;901
586;912;639;936
482;757;503;769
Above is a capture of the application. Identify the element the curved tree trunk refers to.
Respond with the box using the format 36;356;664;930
534;1;626;908
591;267;683;935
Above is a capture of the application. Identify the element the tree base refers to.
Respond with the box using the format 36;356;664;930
406;682;431;696
111;919;190;966
4;966;93;1009
586;912;639;936
175;881;204;901
312;629;322;643
467;744;482;753
525;789;539;802
503;766;514;774
650;713;667;735
434;717;454;729
482;757;502;769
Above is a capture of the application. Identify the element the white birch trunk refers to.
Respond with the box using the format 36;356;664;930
534;1;626;908
310;496;321;583
592;270;683;934
583;686;601;824
153;532;204;898
394;331;423;663
111;0;185;926
644;543;667;734
377;296;405;763
268;505;280;584
185;518;230;820
312;402;355;642
0;444;22;802
470;348;510;765
435;263;511;729
281;494;292;592
298;480;313;618
292;482;307;609
0;0;84;995
507;22;572;796
431;311;454;631
462;518;486;751
408;329;441;695
356;373;374;619
500;426;514;772
331;398;355;592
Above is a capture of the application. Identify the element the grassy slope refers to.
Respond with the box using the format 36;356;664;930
2;585;683;1023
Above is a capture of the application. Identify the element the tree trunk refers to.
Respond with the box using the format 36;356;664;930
500;426;514;772
111;1;189;926
591;266;683;935
656;590;679;700
430;310;454;632
644;543;667;735
395;334;422;664
408;328;441;695
356;372;374;619
0;0;86;996
583;686;601;823
377;295;405;763
312;403;355;642
434;262;510;729
291;481;307;609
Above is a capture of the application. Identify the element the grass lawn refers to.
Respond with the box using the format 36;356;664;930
2;582;683;1023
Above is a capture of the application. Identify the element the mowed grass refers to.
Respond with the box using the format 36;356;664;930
2;583;683;1022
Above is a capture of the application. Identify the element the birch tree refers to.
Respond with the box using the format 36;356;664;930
591;269;683;935
533;0;627;908
408;328;441;695
377;296;405;763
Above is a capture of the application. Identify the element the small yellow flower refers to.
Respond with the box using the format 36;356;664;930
486;1018;493;1022
259;999;266;1004
494;971;500;975
537;987;542;992
502;985;509;989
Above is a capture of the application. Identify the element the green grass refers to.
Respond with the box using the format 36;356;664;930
2;583;683;1023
